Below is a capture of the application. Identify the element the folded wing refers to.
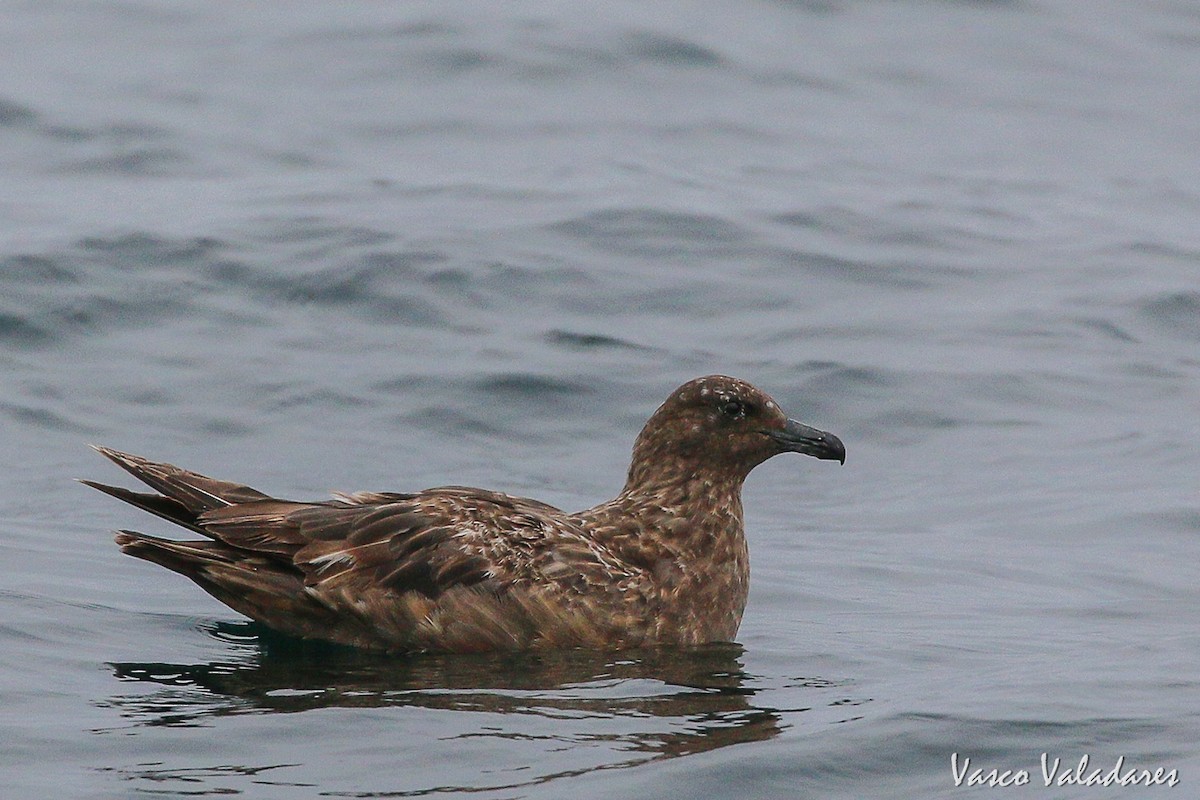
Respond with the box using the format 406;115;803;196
89;448;650;651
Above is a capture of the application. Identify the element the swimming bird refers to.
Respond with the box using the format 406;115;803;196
85;375;844;653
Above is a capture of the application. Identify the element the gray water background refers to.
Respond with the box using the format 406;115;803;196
2;1;1199;798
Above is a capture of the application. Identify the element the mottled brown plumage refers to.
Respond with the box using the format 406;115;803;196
86;375;844;653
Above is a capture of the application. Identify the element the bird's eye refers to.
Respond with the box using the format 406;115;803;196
720;400;748;419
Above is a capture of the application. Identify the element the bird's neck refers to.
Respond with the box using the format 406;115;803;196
580;470;747;555
576;472;750;644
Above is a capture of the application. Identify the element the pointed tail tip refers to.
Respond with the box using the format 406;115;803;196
114;529;140;548
90;444;126;460
89;445;152;474
77;477;111;494
89;444;124;464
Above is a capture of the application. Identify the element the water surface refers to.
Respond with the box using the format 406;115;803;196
2;1;1199;798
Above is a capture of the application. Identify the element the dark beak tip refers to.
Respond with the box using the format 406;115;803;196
828;434;847;465
768;420;846;464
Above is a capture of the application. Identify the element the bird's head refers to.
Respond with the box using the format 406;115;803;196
625;375;845;492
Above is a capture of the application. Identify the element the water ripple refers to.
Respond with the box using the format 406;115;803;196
0;97;36;127
620;31;725;68
1138;291;1200;341
544;329;654;352
549;209;750;256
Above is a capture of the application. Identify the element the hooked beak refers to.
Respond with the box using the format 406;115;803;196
763;419;846;464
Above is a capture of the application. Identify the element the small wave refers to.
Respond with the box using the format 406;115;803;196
544;329;651;352
475;372;594;401
0;311;53;347
778;249;936;290
619;31;724;68
0;97;36;127
61;147;192;178
549;208;749;257
1138;291;1200;341
396;406;504;438
0;237;212;346
771;209;971;251
0;401;89;433
2;254;80;283
265;388;374;413
79;232;223;264
206;245;471;331
1073;316;1138;343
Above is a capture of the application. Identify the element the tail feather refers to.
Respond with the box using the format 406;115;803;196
90;445;273;515
114;529;362;643
91;447;441;650
82;480;207;535
114;529;239;574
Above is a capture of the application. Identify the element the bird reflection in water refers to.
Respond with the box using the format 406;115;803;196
104;621;797;779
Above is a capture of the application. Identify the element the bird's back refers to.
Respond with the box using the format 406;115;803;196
89;447;660;652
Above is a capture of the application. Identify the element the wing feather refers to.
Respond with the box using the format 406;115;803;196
92;448;657;651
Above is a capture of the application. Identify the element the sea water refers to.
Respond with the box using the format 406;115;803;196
2;2;1198;798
